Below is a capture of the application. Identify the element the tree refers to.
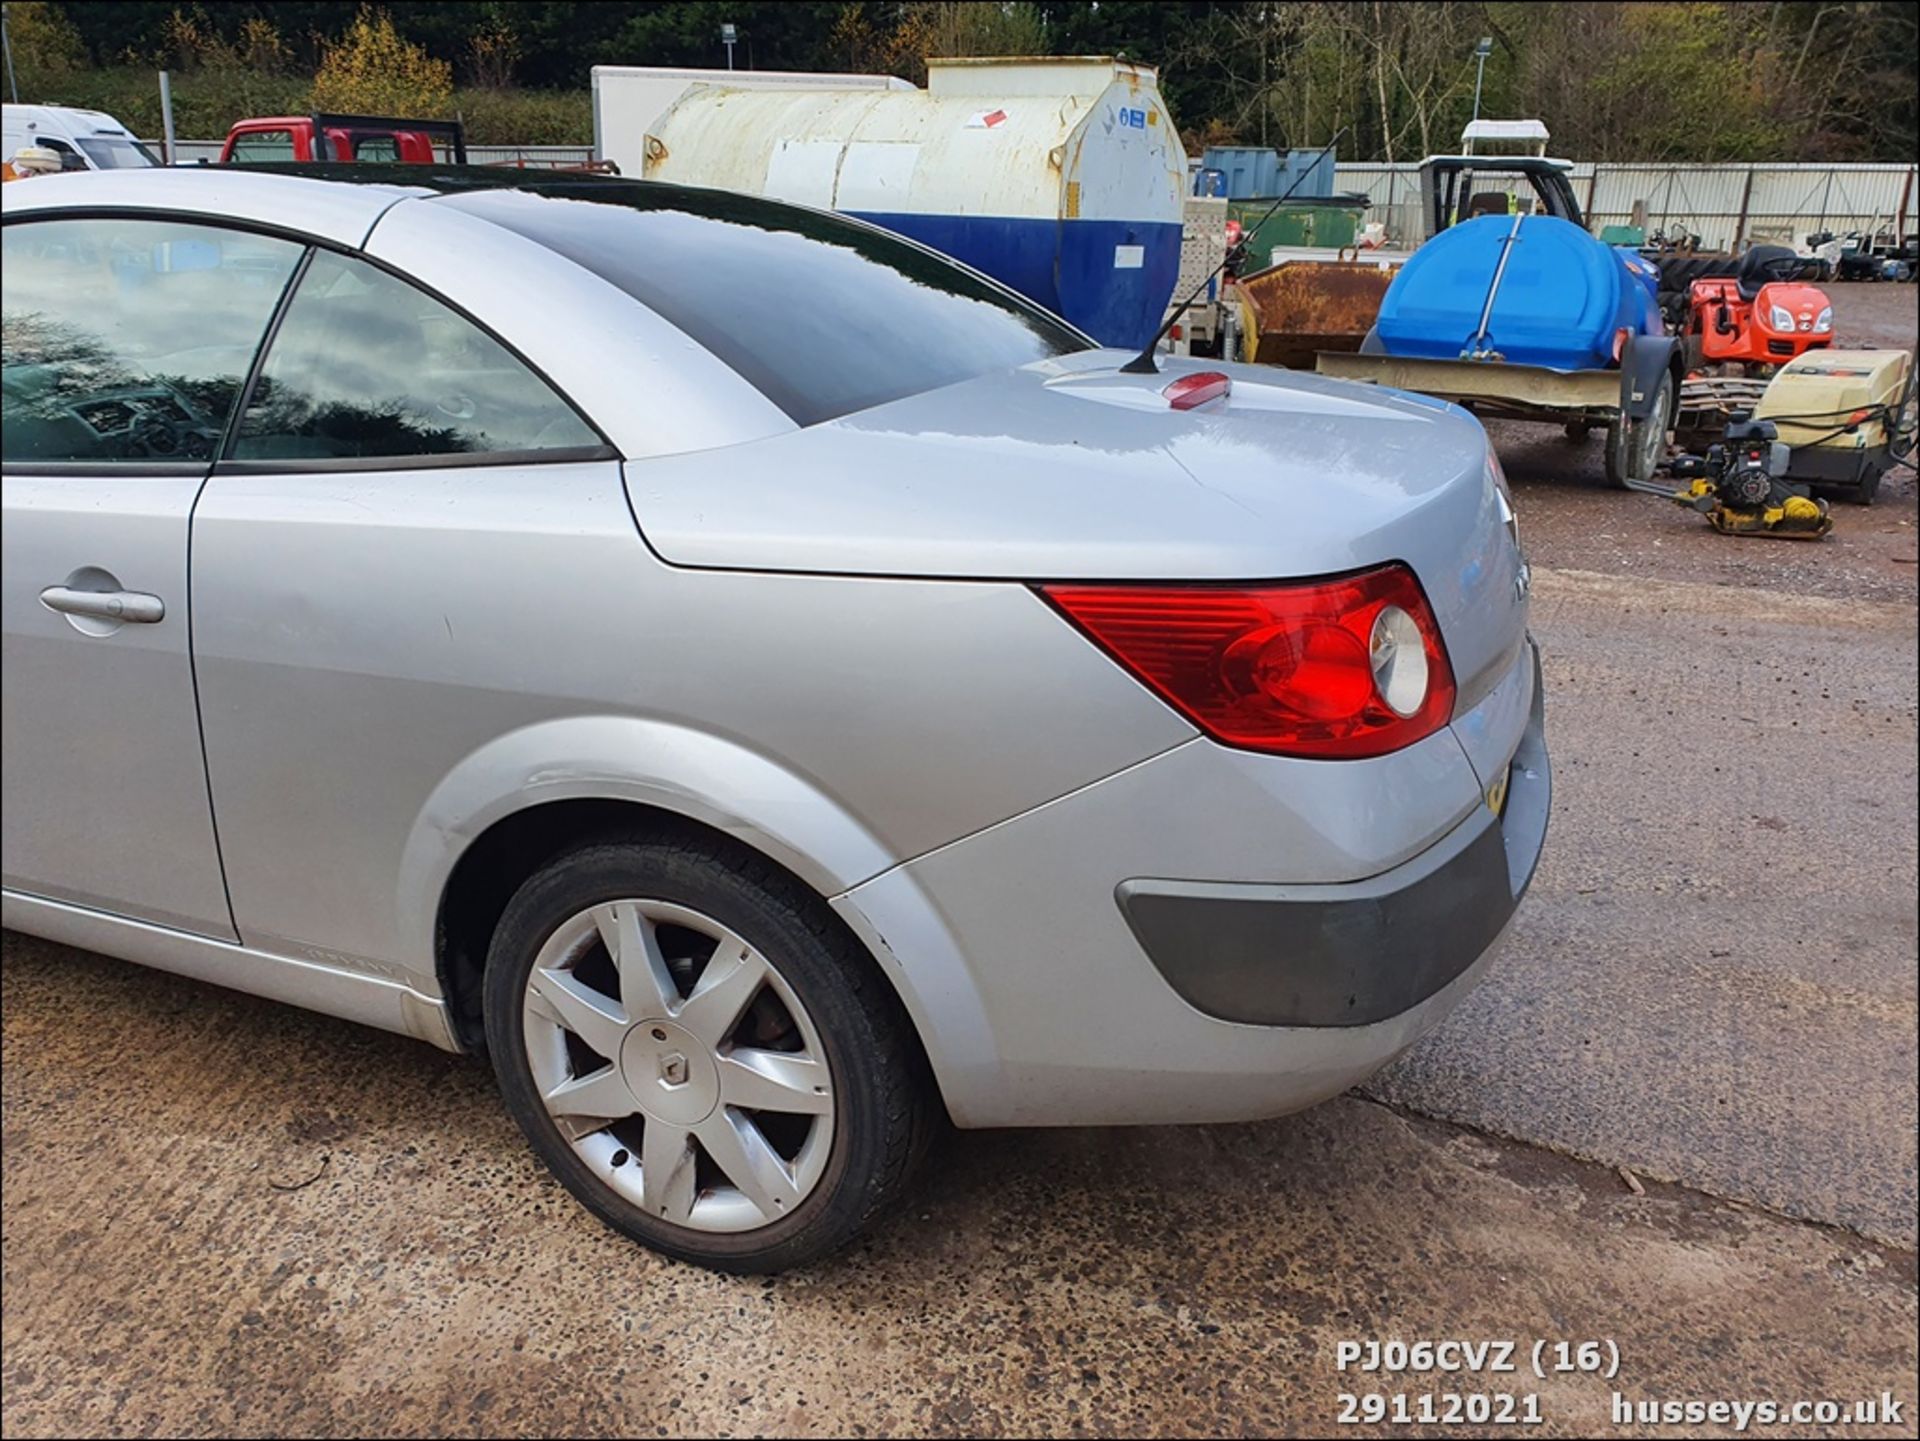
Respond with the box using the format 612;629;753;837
22;0;1920;162
3;0;86;83
832;2;1046;85
309;6;453;116
466;14;521;89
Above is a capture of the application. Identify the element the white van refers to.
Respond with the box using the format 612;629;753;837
1;104;158;172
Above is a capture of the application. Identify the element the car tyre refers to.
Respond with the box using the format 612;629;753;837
484;836;934;1273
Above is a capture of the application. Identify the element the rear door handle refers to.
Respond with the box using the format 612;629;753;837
39;585;166;624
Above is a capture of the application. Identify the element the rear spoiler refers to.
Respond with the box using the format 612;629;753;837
311;112;467;164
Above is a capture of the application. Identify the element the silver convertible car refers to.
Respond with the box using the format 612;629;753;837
1;166;1548;1271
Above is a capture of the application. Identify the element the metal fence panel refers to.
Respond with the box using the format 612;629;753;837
468;144;596;167
158;138;223;164
1332;163;1422;245
1333;160;1916;250
1744;165;1914;241
145;145;1913;251
1586;165;1749;246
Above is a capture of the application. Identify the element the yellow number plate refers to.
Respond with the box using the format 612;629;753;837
1486;764;1512;818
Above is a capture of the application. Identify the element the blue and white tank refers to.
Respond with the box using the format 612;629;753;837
642;58;1187;348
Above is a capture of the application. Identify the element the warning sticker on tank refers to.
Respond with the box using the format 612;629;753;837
1114;245;1145;269
966;109;1009;129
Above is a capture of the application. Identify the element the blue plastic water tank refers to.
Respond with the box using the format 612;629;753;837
1376;214;1650;371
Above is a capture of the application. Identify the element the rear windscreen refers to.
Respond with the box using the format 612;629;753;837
441;183;1091;428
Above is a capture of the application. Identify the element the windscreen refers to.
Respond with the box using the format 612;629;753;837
77;136;159;169
441;182;1092;428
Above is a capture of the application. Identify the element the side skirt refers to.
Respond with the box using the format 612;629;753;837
1;889;459;1051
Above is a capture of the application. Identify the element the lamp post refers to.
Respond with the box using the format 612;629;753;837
3;4;20;106
720;22;737;72
1471;36;1493;123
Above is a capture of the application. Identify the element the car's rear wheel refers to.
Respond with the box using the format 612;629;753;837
484;838;931;1272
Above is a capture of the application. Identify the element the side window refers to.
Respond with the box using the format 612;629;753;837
38;138;90;173
229;129;296;163
1;218;303;466
233;250;602;462
353;134;398;163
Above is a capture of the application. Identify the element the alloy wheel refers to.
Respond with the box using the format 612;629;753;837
520;899;835;1234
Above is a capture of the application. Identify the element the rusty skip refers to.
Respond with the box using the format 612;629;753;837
1237;260;1395;370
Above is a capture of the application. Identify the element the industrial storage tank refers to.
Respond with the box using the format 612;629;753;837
642;57;1187;348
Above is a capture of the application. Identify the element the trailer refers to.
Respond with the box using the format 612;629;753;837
1298;130;1679;486
1221;135;1594;375
1315;210;1676;486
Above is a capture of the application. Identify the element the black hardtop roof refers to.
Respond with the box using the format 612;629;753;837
240;162;787;219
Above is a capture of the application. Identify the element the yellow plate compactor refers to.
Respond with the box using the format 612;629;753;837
1644;349;1915;539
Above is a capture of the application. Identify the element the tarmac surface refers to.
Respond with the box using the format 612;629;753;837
3;285;1916;1437
1367;565;1918;1246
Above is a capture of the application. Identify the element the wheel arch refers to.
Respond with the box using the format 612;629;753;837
1619;332;1682;422
411;716;996;1121
409;715;894;1039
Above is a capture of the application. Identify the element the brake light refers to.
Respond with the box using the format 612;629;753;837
1041;564;1455;759
1163;371;1231;410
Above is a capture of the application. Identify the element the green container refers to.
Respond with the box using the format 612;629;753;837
1229;199;1365;269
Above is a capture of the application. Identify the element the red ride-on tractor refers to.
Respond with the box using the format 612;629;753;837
1669;243;1835;444
1686;247;1833;366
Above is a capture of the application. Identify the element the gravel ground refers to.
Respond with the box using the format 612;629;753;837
1496;283;1919;605
2;283;1915;1440
4;938;1915;1439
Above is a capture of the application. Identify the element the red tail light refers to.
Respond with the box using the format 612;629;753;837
1040;564;1456;759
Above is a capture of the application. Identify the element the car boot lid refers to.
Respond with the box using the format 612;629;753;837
626;351;1489;584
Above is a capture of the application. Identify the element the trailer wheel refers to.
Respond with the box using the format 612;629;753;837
1563;421;1593;443
1847;469;1883;506
1605;373;1675;490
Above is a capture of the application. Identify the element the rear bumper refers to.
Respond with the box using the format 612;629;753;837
1118;650;1548;1027
838;640;1549;1129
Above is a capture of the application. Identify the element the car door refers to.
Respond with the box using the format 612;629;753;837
0;215;304;937
187;244;615;968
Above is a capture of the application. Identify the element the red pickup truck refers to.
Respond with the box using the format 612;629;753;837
220;113;466;165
